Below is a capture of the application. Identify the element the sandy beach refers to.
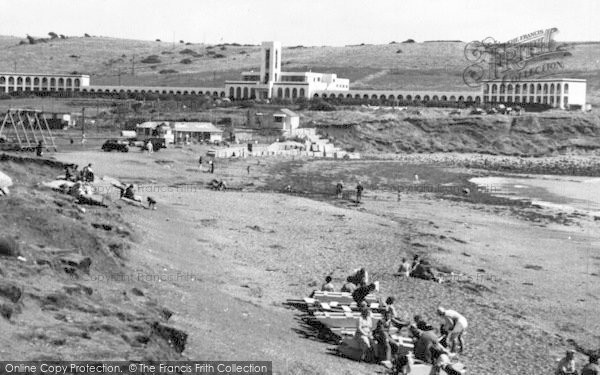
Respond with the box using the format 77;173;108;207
44;147;600;374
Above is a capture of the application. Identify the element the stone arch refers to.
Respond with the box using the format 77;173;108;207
499;84;505;94
0;76;5;84
379;94;386;100
491;84;498;94
441;95;447;101
250;88;256;99
521;84;527;94
449;95;456;101
475;96;481;103
229;87;234;97
423;95;430;101
347;94;353;98
66;78;72;86
484;84;490;94
322;94;327;98
284;88;290;98
564;84;569;94
363;94;369;99
537;84;542;93
458;96;464;102
299;88;305;97
550;84;555;94
8;77;14;85
406;95;412;101
17;77;23;85
515;84;520;94
314;93;319;98
213;91;218;96
25;77;31;85
236;87;242;98
74;78;80;87
414;95;421;101
58;78;64;86
432;95;439;101
556;84;561;93
371;94;378;99
466;96;473;102
126;90;132;94
543;84;548;94
277;88;283;98
243;87;249;98
354;94;360;99
292;88;298;98
220;91;226;97
397;95;403;101
50;78;56;86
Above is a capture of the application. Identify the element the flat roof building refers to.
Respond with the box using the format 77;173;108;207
225;41;349;100
0;73;90;93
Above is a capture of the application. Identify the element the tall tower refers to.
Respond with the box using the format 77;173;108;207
260;41;281;85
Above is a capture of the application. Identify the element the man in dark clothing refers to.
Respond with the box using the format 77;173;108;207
414;327;439;364
356;181;364;203
210;161;215;174
582;354;600;375
336;181;343;198
352;283;377;305
36;141;43;157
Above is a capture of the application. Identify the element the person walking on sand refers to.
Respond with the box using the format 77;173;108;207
247;165;251;175
356;181;364;203
209;160;214;174
437;307;468;353
397;257;411;278
198;156;203;169
146;140;153;154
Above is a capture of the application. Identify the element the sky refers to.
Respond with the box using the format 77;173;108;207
0;0;599;46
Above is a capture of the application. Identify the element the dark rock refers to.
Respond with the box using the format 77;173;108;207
131;287;144;296
0;303;14;319
59;254;92;273
0;237;20;257
0;281;22;303
161;307;173;321
151;322;188;353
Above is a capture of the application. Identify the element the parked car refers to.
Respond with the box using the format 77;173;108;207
101;139;129;152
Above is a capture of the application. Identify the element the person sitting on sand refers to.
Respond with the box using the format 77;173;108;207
64;166;73;181
397;258;412;278
352;283;377;305
437;307;468;354
413;314;434;331
341;280;357;293
411;255;421;271
410;260;439;282
147;196;157;210
556;349;577;375
321;276;335;292
429;343;453;375
355;307;374;362
124;184;136;200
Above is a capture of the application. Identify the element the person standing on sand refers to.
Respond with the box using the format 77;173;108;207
247;165;251;175
336;180;344;198
437;307;468;354
210;160;215;174
198;156;203;168
36;141;43;157
356;181;363;203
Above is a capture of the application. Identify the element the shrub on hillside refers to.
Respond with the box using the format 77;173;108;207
213;53;225;58
161;51;173;55
141;55;161;63
179;40;184;44
159;69;178;74
309;99;336;111
180;48;195;55
48;32;58;39
84;33;91;37
59;34;66;39
402;39;416;43
155;39;161;42
396;49;403;53
180;58;192;64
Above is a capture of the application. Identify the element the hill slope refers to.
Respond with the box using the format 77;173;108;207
1;35;599;103
306;110;600;156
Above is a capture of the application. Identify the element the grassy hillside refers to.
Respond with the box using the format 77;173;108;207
1;35;599;104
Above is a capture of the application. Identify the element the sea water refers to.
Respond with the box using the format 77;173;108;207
470;175;600;217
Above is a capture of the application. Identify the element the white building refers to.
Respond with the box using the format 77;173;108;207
481;78;586;109
0;73;90;93
172;122;223;143
225;41;350;100
273;108;300;136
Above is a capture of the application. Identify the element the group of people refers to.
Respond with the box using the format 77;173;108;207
334;181;364;203
397;255;440;282
64;163;95;183
321;268;468;373
117;183;157;210
556;350;600;375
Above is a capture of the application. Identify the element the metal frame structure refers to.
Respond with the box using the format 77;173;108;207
0;109;57;151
